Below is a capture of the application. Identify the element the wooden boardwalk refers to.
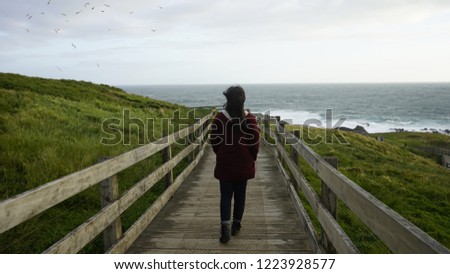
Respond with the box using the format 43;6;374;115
127;144;314;254
2;111;448;254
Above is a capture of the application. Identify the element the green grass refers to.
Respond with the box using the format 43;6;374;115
0;73;210;253
284;125;450;253
376;132;450;163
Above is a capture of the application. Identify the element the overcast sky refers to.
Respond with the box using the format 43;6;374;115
1;0;450;85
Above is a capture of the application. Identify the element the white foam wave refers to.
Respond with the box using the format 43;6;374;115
255;109;323;125
257;109;450;134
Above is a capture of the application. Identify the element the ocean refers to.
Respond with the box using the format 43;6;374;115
118;83;450;134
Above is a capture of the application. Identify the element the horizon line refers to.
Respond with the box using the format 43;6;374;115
115;81;450;86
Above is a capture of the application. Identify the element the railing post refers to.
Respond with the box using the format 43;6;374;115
186;118;202;163
161;127;174;189
195;118;202;156
321;156;338;253
277;119;286;164
162;145;174;189
263;114;270;142
291;130;300;165
187;129;194;163
98;157;122;252
290;130;301;190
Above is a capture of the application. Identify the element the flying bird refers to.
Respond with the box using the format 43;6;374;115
56;66;62;72
129;11;134;14
151;29;156;32
48;0;51;4
53;28;60;34
71;43;77;49
97;63;100;68
104;4;110;8
26;28;30;33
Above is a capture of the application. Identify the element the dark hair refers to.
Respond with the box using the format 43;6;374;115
223;85;246;122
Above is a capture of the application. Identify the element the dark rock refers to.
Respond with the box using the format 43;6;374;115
390;128;405;132
337;125;368;135
354;125;369;135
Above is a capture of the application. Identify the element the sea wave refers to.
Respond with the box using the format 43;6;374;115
120;84;450;135
259;109;450;134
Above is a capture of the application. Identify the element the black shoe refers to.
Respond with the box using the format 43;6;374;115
220;224;230;243
231;221;241;236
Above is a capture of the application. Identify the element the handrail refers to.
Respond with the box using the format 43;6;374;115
273;140;358;254
0;110;214;253
4;109;447;254
260;115;449;254
107;137;210;254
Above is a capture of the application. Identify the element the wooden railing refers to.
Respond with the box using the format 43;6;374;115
259;114;450;254
0;111;214;254
2;108;447;254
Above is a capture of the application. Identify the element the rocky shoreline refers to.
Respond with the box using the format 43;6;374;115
337;125;450;136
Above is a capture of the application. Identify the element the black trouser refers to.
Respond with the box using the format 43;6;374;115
220;180;248;224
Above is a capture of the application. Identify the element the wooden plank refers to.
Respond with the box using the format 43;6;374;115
290;130;300;167
263;114;270;141
118;143;198;214
126;144;315;254
134;231;309;241
44;142;200;254
162;145;173;189
129;238;309;251
271;148;321;254
262;121;278;144
317;160;449;253
276;142;319;214
275;142;358;254
321;157;338;253
321;157;338;218
0;112;213;234
144;223;307;234
0;141;162;234
130;248;312;254
277;123;288;167
107;143;208;254
44;122;212;253
99;162;122;252
316;203;358;254
287;183;322;254
282;129;449;254
44;202;121;253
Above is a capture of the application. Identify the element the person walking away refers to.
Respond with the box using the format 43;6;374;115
210;85;260;243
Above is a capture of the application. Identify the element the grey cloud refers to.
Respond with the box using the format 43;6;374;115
1;0;450;84
3;0;450;45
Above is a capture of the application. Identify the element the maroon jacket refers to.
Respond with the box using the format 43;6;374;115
210;110;260;181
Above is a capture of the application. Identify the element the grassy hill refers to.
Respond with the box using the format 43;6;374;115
286;125;450;253
0;73;209;253
1;73;448;254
